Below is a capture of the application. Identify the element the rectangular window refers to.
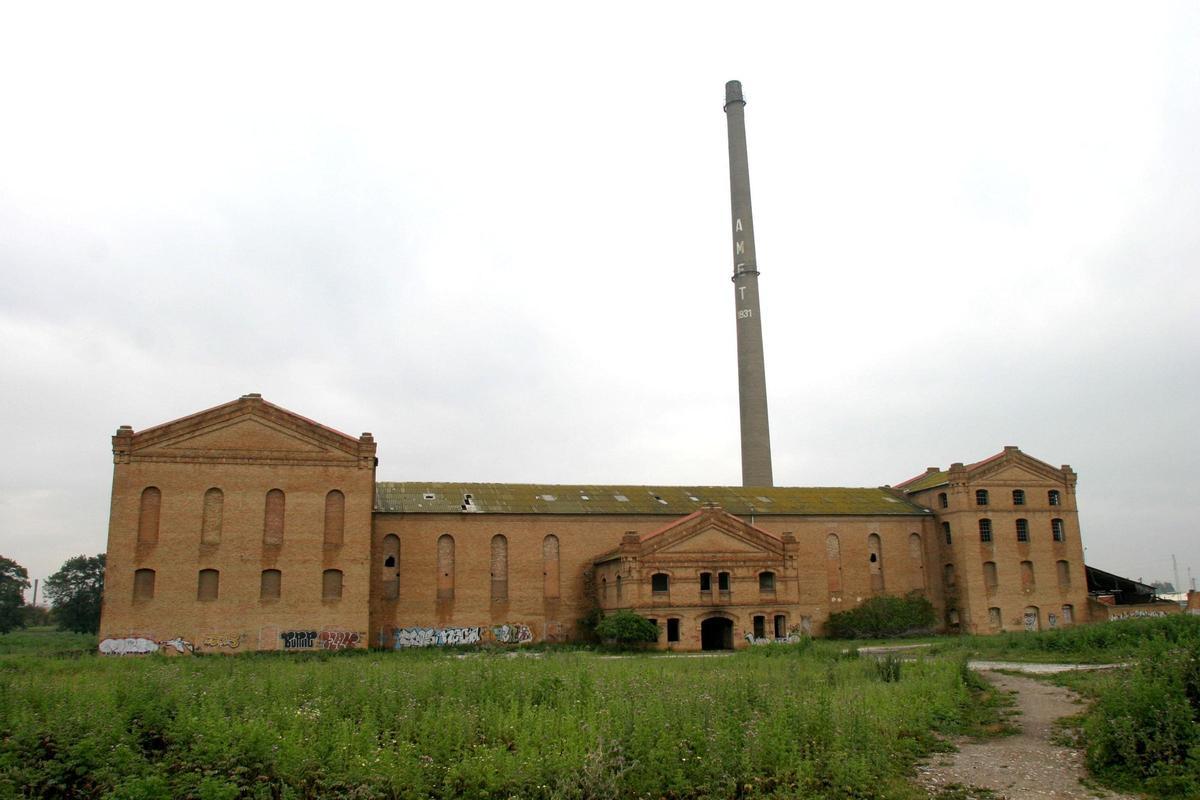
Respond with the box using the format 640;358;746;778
322;569;343;600
1049;490;1061;506
699;572;712;592
197;569;219;601
979;519;992;543
759;572;775;592
667;618;680;642
133;568;155;601
1012;489;1026;506
753;615;766;640
975;489;989;506
651;573;669;593
718;571;731;592
773;614;786;639
1052;519;1065;542
943;522;952;545
260;569;281;601
1016;519;1030;543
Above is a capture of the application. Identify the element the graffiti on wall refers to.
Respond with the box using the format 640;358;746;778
317;630;362;651
99;635;196;655
201;633;244;649
1109;610;1169;621
391;623;535;649
281;630;318;649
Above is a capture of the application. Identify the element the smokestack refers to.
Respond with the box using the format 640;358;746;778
724;80;773;487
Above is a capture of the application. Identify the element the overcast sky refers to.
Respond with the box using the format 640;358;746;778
2;3;1198;596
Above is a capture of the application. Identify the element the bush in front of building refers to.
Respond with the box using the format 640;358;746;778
824;591;936;639
593;610;661;646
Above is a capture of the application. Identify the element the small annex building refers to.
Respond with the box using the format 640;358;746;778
98;394;1094;654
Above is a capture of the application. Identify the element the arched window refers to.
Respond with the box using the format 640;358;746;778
1016;518;1030;543
322;568;343;600
651;573;669;594
437;534;455;600
490;534;508;602
908;533;927;590
825;534;843;594
324;490;345;546
937;492;948;509
1020;560;1035;588
197;568;219;601
975;489;989;506
983;560;998;590
263;489;285;545
1051;519;1065;542
979;518;992;543
1012;489;1026;506
1056;560;1071;588
133;568;155;601
616;574;623;602
942;522;952;545
542;535;560;600
868;533;884;592
381;534;400;600
138;487;161;544
759;571;776;593
1048;490;1061;506
201;488;223;545
260;569;281;601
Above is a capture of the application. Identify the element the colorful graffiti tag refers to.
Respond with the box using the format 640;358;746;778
391;624;535;649
99;636;196;655
317;630;361;651
201;633;243;649
491;623;533;644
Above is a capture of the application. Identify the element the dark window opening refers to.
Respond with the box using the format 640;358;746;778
979;518;992;543
975;489;989;506
773;614;786;639
753;615;766;640
667;618;680;642
1012;489;1026;506
759;571;776;592
699;572;712;592
1016;518;1030;543
938;492;948;509
718;571;731;592
942;522;952;545
651;573;669;593
1048;490;1061;506
869;553;878;563
384;555;396;568
1052;518;1065;542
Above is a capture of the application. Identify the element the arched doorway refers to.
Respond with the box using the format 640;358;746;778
700;617;734;651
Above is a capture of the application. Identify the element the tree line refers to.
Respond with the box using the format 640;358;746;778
0;553;105;635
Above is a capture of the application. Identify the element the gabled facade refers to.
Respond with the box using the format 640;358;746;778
99;398;1091;653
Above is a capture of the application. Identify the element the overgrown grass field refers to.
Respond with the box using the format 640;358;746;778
0;640;982;800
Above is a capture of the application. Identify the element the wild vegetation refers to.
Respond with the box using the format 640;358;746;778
0;634;987;800
823;592;936;639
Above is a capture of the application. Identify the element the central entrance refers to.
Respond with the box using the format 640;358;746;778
700;617;734;650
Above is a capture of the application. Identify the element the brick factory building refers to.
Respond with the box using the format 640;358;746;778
97;393;1091;654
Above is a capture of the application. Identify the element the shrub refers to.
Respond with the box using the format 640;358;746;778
593;610;660;645
824;591;936;639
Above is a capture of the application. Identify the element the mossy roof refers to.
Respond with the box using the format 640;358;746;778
374;482;932;516
895;470;949;492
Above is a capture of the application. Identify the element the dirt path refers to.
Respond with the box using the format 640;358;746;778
916;671;1139;799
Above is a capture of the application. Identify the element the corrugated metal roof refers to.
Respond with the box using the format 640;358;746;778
374;482;931;516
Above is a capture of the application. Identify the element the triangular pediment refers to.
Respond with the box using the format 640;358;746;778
969;449;1064;485
117;395;373;466
636;507;785;559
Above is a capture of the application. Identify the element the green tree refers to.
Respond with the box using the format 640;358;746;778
593;610;660;645
44;553;105;634
0;556;31;634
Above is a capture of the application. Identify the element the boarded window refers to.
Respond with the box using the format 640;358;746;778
263;489;285;545
944;563;956;588
490;534;508;601
201;488;223;545
542;534;560;599
868;533;884;592
381;534;400;600
133;568;155;601
753;615;766;639
988;607;1002;629
437;534;455;599
260;569;281;601
825;534;843;594
1048;490;1061;506
984;560;998;590
1052;518;1065;542
1016;518;1029;543
197;568;219;601
324;490;345;546
1056;560;1070;588
1023;606;1040;631
138;487;161;544
667;618;680;642
699;572;712;592
718;571;731;592
979;518;992;543
759;571;775;592
909;533;927;590
1062;604;1074;625
774;614;786;639
1021;560;1035;588
322;568;343;600
651;573;669;594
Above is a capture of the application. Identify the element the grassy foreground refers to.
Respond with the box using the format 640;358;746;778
0;640;982;800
